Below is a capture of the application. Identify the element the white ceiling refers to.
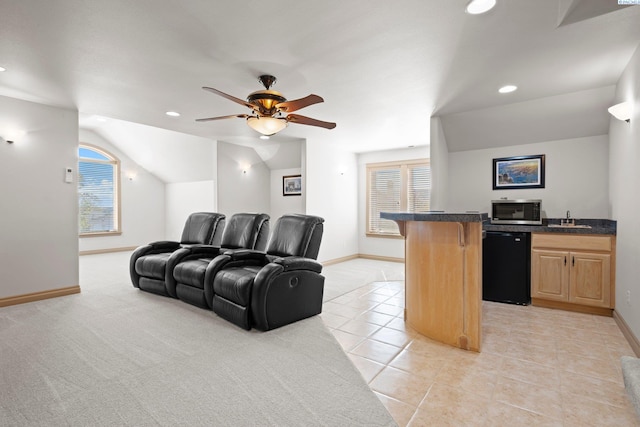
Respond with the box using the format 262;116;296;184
1;0;639;167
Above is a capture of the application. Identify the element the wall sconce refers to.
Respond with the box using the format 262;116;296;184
608;101;632;123
126;171;138;181
240;163;251;174
1;129;26;144
466;0;496;14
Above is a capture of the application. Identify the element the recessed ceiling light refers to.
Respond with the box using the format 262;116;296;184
259;135;270;140
166;111;180;117
498;85;518;94
466;0;496;15
0;66;6;72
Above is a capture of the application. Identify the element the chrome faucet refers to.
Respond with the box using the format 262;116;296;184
562;210;575;226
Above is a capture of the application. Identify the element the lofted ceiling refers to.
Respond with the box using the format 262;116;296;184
1;0;640;166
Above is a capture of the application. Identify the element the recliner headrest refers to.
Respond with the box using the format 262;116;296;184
221;213;270;250
180;212;226;245
266;214;324;259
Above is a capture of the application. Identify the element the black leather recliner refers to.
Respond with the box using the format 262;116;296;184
130;212;226;297
207;214;325;331
169;213;270;309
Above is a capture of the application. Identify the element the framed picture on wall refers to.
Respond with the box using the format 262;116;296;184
283;174;302;196
493;154;545;190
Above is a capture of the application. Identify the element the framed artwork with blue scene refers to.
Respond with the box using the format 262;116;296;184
493;154;545;190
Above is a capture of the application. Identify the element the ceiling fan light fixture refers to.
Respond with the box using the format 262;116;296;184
466;0;496;14
246;116;287;136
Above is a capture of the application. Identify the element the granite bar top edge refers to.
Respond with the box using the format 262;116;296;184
483;218;616;235
381;212;489;223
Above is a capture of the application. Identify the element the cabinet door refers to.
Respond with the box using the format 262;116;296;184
531;249;569;301
569;252;611;308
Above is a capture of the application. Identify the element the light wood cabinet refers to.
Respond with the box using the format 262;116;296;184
531;233;615;316
402;220;483;352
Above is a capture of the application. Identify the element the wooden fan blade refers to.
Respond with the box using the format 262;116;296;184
202;87;256;110
196;114;249;122
276;94;324;113
286;114;336;130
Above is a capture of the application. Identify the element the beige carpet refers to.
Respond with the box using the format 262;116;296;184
0;252;396;426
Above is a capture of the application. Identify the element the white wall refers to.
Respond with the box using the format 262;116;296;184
270;168;304;220
357;146;430;259
0;96;79;298
430;116;449;211
78;129;165;251
447;136;610;219
165;180;216;240
217;142;270;216
609;44;640;341
305;139;358;263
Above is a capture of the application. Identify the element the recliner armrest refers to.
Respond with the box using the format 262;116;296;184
147;241;181;250
177;244;223;257
273;256;323;273
225;249;269;263
130;241;181;288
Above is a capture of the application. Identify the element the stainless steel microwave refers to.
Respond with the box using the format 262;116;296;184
491;199;542;225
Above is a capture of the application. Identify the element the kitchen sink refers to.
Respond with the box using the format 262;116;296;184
547;224;592;229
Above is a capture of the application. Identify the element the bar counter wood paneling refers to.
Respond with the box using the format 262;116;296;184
381;212;487;352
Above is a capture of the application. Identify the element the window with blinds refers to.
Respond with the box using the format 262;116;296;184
366;159;431;237
78;144;121;236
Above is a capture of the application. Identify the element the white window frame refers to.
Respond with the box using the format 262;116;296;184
366;158;431;238
78;143;122;237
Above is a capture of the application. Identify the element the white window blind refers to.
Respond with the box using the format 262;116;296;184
78;145;120;235
367;159;431;236
408;163;431;213
368;167;402;235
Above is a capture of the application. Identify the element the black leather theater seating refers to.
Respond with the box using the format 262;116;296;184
169;213;270;309
129;213;325;331
130;212;226;297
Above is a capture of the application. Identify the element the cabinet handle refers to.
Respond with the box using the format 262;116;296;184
457;223;465;247
564;256;567;266
572;256;575;267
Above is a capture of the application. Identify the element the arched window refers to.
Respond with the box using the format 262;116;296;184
78;144;121;236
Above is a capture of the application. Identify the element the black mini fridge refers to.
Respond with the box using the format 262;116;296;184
482;231;530;305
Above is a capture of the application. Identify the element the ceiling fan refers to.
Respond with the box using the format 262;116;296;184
196;74;336;136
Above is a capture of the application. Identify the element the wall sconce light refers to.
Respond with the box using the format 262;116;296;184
126;171;138;181
466;0;496;15
608;101;632;123
1;129;26;144
240;163;251;174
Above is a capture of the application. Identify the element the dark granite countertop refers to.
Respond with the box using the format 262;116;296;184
381;212;489;223
483;218;616;235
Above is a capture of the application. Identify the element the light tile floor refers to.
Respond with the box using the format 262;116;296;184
321;260;639;426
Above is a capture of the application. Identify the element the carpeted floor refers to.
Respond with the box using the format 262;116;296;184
0;252;396;426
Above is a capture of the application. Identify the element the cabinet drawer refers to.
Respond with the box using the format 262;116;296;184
532;233;611;252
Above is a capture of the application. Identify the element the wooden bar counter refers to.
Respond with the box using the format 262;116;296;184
381;212;487;352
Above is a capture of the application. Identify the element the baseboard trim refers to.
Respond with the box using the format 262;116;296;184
322;254;359;266
80;246;138;256
0;285;81;308
614;310;640;357
321;254;405;266
531;298;613;317
358;254;405;263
